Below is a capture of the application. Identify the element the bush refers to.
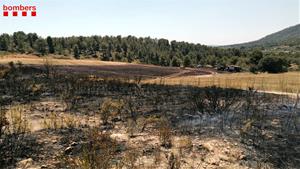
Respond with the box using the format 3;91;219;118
158;117;172;148
126;118;137;138
64;128;117;169
99;99;114;125
0;107;9;138
249;66;258;74
171;57;181;67
99;98;123;125
258;56;289;73
8;106;30;134
0;105;35;167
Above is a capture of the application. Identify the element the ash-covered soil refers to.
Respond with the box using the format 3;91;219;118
0;64;299;169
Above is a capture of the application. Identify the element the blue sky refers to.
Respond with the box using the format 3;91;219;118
0;0;299;45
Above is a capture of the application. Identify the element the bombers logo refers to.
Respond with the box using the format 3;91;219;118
2;4;37;17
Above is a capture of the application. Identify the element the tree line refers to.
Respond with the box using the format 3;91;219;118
0;31;245;66
0;31;299;72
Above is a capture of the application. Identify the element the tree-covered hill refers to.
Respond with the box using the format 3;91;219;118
226;24;300;48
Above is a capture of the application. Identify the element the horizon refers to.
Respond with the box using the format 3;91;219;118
0;0;299;46
1;23;299;47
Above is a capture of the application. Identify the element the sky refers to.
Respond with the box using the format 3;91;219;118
0;0;299;45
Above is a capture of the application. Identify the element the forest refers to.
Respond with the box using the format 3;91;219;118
1;31;299;72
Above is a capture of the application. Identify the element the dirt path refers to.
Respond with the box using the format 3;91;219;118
257;90;299;99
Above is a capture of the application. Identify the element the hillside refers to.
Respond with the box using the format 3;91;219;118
226;24;300;48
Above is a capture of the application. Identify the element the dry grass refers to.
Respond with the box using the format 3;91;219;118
1;54;299;93
7;105;31;134
0;54;127;66
145;72;300;93
0;54;190;79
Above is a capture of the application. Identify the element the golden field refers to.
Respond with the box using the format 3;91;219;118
1;54;299;93
144;72;300;93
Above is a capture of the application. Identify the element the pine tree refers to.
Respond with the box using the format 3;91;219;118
0;34;11;51
47;36;55;54
183;56;191;67
74;45;80;59
34;39;47;55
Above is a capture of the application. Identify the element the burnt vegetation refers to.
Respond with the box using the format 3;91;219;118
0;62;299;169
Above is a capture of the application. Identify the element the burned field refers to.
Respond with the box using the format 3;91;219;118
50;64;211;79
0;63;299;169
0;55;212;79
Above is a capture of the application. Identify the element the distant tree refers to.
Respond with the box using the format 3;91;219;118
127;51;133;63
249;50;263;65
229;56;238;65
171;40;177;52
232;48;241;57
159;56;169;66
13;31;27;53
258;56;289;73
73;45;80;59
122;42;128;54
183;56;191;67
27;33;38;49
171;57;181;67
0;34;11;51
158;39;170;50
34;39;47;55
116;44;122;53
2;31;277;69
46;36;55;54
249;66;258;73
114;52;122;61
102;51;112;61
151;53;159;65
206;55;217;67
